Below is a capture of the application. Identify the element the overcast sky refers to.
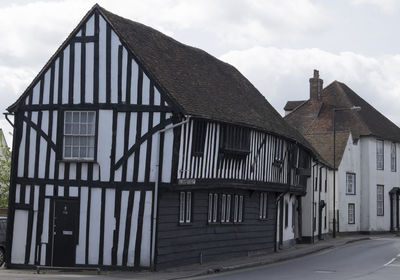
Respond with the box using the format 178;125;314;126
1;0;400;146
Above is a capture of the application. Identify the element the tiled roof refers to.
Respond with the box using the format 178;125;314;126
8;5;315;152
98;6;314;148
284;100;306;111
285;80;400;167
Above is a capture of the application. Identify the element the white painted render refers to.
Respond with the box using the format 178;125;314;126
302;161;331;241
279;193;297;245
334;134;400;232
337;133;361;232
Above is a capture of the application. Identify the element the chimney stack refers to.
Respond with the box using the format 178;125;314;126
309;69;323;100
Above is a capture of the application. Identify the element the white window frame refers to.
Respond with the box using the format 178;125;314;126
376;140;384;170
259;192;268;220
179;191;192;224
348;203;355;224
346;173;356;195
377;185;384;216
63;111;96;160
208;193;218;223
233;194;244;223
221;194;232;223
391;143;396;172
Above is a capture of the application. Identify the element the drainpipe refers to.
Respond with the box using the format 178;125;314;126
150;116;190;270
274;190;289;252
311;162;318;244
318;166;323;240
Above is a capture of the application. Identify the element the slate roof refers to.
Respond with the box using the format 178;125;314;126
285;80;400;167
284;100;306;111
8;4;315;152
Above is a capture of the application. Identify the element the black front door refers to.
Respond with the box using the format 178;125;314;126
53;199;79;267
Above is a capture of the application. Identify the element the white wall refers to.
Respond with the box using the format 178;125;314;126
337;135;400;232
302;160;331;241
359;137;400;231
277;193;297;246
337;133;361;232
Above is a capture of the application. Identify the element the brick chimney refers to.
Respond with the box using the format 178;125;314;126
309;69;323;100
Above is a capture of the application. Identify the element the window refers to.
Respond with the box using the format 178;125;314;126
324;206;327;229
377;140;384;170
377;185;384;216
64;111;96;160
233;195;244;223
221;194;232;223
391;143;396;172
220;124;250;157
208;193;218;223
179;192;192;224
348;203;355;224
191;120;207;156
273;138;284;165
208;193;243;224
259;193;268;220
346;173;356;195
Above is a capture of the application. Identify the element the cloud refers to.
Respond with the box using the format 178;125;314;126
0;0;328;110
220;47;400;125
351;0;398;13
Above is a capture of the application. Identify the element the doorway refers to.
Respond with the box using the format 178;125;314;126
52;199;79;267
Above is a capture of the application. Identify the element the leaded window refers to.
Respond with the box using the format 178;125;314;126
391;143;396;172
377;140;384;170
348;203;355;224
377;185;384;216
346;173;356;195
191;120;207;156
220;124;250;157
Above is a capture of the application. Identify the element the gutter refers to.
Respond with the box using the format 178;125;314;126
151;116;190;269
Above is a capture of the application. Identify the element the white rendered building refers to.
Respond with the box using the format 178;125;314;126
285;70;400;234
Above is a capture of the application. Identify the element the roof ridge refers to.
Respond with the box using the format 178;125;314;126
334;82;371;136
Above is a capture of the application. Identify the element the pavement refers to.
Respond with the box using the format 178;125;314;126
0;233;396;280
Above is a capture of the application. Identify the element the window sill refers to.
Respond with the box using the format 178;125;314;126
178;222;193;226
58;159;98;164
345;193;356;195
207;222;244;225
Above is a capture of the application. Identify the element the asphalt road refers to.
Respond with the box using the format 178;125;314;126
0;237;399;279
191;237;400;280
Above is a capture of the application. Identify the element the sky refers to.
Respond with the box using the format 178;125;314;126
1;0;400;147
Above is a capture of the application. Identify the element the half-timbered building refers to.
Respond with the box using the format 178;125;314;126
6;5;315;270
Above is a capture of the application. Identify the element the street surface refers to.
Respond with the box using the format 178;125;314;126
0;237;398;279
191;237;400;280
